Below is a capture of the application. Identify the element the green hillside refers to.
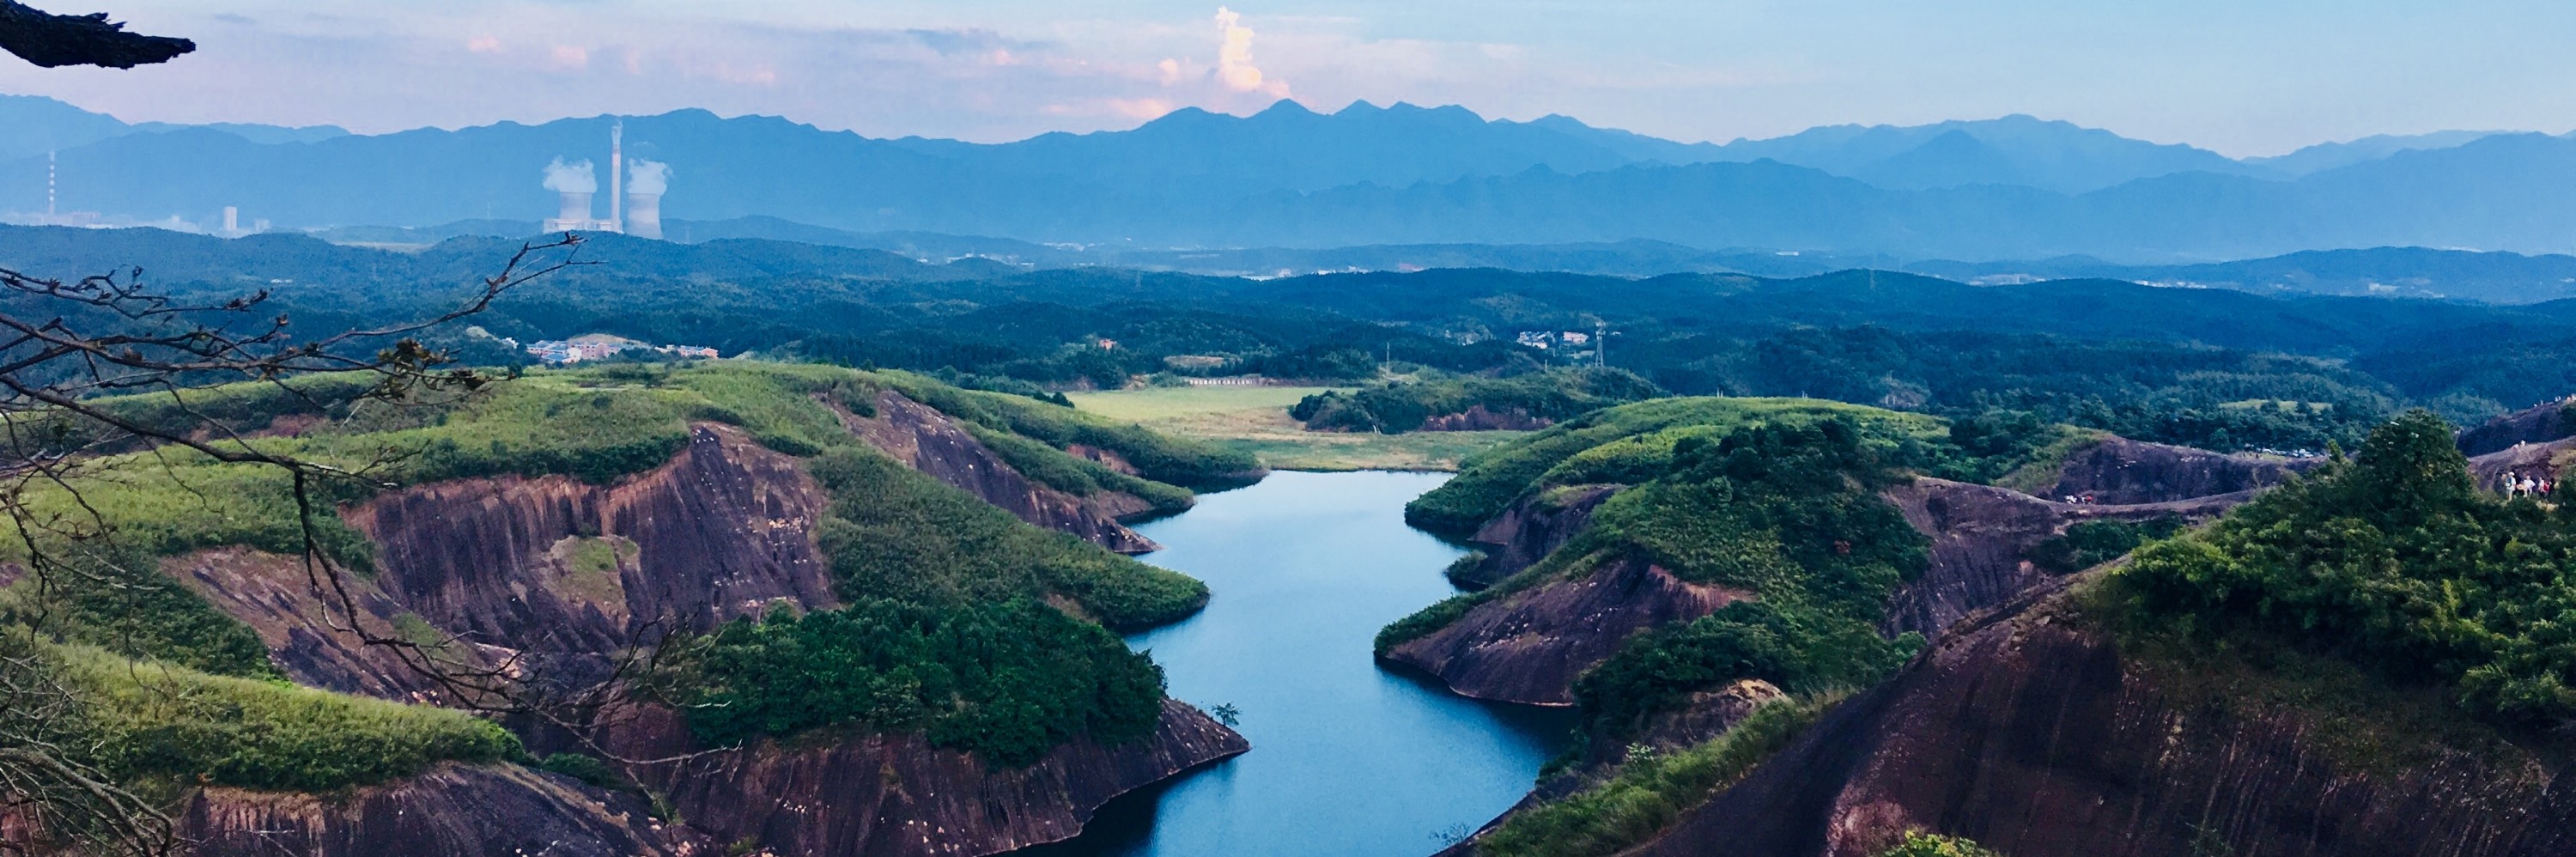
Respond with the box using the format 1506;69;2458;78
0;360;1239;833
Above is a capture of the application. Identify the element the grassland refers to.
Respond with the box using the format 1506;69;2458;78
1066;386;1528;471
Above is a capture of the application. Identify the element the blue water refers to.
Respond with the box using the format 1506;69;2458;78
1031;471;1571;857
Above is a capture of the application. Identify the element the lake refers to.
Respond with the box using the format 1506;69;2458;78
1030;470;1571;857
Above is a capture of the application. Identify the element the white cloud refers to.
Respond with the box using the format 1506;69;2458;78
1212;8;1265;93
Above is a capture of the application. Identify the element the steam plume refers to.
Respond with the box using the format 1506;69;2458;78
627;159;671;196
543;157;598;194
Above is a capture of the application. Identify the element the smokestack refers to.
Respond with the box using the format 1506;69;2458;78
626;159;669;240
609;122;623;234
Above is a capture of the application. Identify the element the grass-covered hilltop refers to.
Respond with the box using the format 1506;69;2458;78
0;358;1256;853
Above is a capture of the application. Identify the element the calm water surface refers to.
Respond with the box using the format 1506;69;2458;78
1032;470;1571;857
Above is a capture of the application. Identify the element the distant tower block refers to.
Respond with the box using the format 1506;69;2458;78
222;206;238;235
626;187;662;240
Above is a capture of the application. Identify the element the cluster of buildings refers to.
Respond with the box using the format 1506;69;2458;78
521;337;720;364
1514;330;1593;349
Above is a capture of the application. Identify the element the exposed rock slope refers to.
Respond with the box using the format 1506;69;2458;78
1882;477;2243;638
1450;484;1619;589
179;763;701;857
1385;556;1749;705
837;389;1163;553
2031;436;2310;505
343;423;838;659
2460;398;2576;456
2468;435;2576;492
607;700;1247;857
1634;577;2576;857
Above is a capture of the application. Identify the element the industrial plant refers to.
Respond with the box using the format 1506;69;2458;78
542;121;668;239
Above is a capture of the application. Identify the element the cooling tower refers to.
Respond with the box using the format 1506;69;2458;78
553;191;592;229
626;191;663;240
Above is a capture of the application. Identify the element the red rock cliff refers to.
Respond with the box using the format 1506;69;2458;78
604;699;1247;857
177;763;704;857
837;389;1164;554
1635;576;2576;857
343;423;839;659
161;422;1242;857
1452;484;1619;589
2033;436;2312;505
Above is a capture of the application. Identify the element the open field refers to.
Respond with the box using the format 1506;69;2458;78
1067;386;1527;471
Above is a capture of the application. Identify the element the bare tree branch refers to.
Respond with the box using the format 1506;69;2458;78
0;2;191;69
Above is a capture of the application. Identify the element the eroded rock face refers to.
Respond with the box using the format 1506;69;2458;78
1453;484;1620;589
172;422;1243;857
838;390;1163;554
1384;557;1750;706
2461;398;2576;457
2036;437;2311;505
1635;579;2576;857
179;763;702;857
606;700;1248;857
1881;478;2246;639
2469;436;2576;493
170;547;465;702
343;423;839;659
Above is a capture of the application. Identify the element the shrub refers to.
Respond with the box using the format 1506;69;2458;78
2028;517;2183;574
1880;832;2002;857
678;599;1165;767
2117;409;2576;725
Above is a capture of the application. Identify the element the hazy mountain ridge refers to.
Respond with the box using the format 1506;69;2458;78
0;94;344;162
0;94;2562;260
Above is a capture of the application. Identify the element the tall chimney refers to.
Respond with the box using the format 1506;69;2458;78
609;122;624;234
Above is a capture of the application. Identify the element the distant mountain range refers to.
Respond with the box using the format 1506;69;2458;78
0;94;2568;262
0;94;346;163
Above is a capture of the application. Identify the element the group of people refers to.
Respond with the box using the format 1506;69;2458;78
2504;471;2556;499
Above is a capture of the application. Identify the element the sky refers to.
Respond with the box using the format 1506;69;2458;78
0;1;2569;156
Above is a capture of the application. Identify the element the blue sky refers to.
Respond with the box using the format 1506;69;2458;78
0;1;2566;155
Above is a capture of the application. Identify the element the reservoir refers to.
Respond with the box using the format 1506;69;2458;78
1035;470;1573;856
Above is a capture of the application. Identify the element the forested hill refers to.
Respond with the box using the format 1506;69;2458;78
13;222;2570;458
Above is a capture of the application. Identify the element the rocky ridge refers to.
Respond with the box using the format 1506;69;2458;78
149;418;1238;856
837;389;1165;553
1632;575;2576;857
